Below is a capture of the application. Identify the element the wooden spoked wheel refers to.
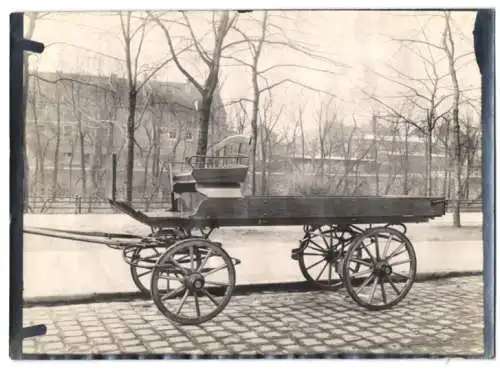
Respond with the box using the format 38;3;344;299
297;225;360;290
150;239;236;325
130;246;167;296
129;230;184;296
342;227;417;310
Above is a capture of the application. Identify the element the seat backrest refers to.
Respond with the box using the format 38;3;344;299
211;134;252;157
202;134;252;168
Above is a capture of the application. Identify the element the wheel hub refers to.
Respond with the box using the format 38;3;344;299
374;261;392;277
186;273;205;290
324;250;341;263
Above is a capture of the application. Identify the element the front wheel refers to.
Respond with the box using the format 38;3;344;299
150;239;236;325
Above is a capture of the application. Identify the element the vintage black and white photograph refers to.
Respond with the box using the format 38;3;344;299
13;7;493;358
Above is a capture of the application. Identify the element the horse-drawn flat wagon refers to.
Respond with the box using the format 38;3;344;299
25;135;447;325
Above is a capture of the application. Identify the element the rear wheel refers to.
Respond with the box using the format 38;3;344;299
342;226;417;310
296;225;360;290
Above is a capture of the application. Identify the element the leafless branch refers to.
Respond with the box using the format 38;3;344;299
148;11;203;93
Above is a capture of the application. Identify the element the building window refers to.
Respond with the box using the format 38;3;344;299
64;152;72;158
168;131;176;140
63;124;73;138
185;131;193;141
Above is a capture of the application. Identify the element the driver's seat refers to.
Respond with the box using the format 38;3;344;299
168;134;252;212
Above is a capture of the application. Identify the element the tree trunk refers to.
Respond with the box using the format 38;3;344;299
196;95;214;164
443;12;462;227
372;115;379;196
403;123;409;195
69;141;75;196
442;120;451;196
52;84;61;200
452;117;461;227
250;72;259;195
260;127;268;195
126;90;137;203
425;132;433;196
77;113;87;200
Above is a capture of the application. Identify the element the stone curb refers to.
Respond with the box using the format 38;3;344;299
23;271;483;308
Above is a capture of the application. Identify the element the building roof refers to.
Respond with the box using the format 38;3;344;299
32;71;224;113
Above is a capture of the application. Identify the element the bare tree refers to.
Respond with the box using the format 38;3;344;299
223;11;347;194
118;11;190;203
257;95;285;195
362;12;477;224
149;10;238;163
22;12;48;210
442;11;463;227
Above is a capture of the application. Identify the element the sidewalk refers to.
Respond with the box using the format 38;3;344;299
22;275;484;356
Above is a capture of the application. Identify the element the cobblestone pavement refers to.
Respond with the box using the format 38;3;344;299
22;276;484;357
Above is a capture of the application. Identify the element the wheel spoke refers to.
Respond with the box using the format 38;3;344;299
315;261;329;281
374;236;380;260
388;276;401;295
306;257;325;271
159;275;183;282
382;235;393;259
189;246;194;272
308;239;328;253
302;252;324;256
355;274;374;295
194;291;201;317
390;259;412;267
175;288;190;315
380;281;388;304
385;243;406;260
368;276;379;303
360;242;375;263
170;257;189;275
204;263;228;277
392;271;410;280
201;288;220;306
175;253;190;262
205;280;229;286
350;268;373;278
137;269;153;278
319;228;330;250
349;258;372;268
161;285;185;301
197;248;213;271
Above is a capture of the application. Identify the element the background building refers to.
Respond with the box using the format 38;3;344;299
25;71;229;205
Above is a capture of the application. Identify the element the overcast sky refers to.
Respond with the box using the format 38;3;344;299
26;10;480;136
